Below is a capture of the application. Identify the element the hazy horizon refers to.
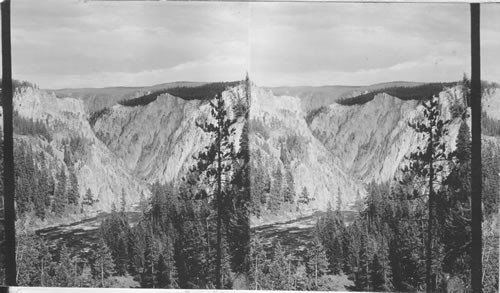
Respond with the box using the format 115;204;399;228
43;79;462;91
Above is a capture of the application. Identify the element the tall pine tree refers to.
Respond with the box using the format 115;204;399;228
402;95;450;292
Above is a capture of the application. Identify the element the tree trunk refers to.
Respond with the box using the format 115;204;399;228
315;254;318;288
426;127;435;293
255;254;258;289
41;258;44;286
101;261;104;287
216;124;223;289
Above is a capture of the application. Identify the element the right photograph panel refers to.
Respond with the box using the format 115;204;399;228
248;3;498;292
480;4;500;293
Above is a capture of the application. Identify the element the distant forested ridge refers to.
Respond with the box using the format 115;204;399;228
118;81;241;107
336;82;456;106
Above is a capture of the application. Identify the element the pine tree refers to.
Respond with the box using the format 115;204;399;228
188;92;237;289
353;232;370;291
67;169;79;205
33;189;45;220
441;121;472;282
331;236;344;275
250;156;264;217
52;244;75;287
482;144;500;217
24;147;36;205
249;236;267;290
91;239;116;287
15;145;31;215
267;242;292;290
225;114;251;275
52;167;67;215
100;202;129;276
402;95;450;292
155;254;169;288
46;173;55;209
140;230;156;288
297;186;313;214
83;188;95;206
305;241;330;289
269;163;283;211
16;231;43;286
370;254;387;291
63;145;72;167
39;166;51;209
283;167;296;203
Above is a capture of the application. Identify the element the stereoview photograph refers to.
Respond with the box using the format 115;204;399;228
0;1;498;292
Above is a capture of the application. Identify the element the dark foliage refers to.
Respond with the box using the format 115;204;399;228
118;81;241;107
13;111;52;141
305;106;328;125
89;107;111;127
482;111;500;137
13;141;79;219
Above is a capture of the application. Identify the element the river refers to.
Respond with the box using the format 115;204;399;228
251;210;357;251
36;210;357;256
35;211;143;255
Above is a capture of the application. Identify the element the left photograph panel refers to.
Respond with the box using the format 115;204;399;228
1;0;250;288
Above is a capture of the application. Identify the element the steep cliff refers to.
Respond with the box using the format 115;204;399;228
250;86;365;224
309;86;469;183
92;84;247;185
10;81;499;228
13;87;146;211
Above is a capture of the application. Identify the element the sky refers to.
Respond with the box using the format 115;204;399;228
4;1;499;89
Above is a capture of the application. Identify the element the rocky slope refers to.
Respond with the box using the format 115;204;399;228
249;83;489;225
10;80;499;228
250;85;366;220
13;87;147;211
309;86;469;183
92;84;247;185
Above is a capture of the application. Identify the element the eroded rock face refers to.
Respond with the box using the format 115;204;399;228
12;82;497;226
250;86;365;217
249;84;476;225
13;87;146;211
310;86;469;183
93;85;247;184
12;85;247;214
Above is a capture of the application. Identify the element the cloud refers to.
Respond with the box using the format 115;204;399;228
249;2;470;86
482;4;500;83
7;1;478;88
9;0;249;88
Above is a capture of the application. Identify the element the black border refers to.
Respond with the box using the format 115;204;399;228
470;3;482;293
2;0;17;287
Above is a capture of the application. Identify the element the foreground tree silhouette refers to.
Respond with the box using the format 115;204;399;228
401;95;450;292
190;92;237;289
